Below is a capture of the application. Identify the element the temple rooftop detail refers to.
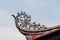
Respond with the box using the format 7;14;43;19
12;11;60;34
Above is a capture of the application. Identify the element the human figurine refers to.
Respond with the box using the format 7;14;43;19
29;22;37;30
41;25;47;30
36;23;41;30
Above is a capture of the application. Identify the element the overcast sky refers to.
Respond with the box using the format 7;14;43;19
0;0;60;40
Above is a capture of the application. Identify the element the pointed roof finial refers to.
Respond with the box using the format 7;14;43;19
12;15;16;19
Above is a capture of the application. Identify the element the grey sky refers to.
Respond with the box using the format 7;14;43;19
0;0;60;40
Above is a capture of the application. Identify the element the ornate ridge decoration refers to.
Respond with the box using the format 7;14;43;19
12;11;60;34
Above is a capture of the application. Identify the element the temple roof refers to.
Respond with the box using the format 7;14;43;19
12;11;60;34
